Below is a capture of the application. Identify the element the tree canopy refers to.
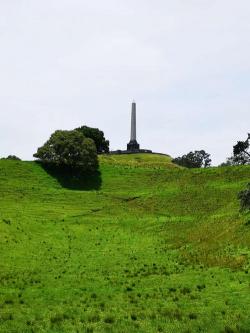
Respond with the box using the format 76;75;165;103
221;134;250;166
34;130;98;173
233;134;250;165
172;150;211;168
75;126;109;154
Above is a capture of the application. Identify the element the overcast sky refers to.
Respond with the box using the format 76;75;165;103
1;0;250;165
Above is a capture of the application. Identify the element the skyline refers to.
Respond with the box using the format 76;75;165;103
1;1;250;165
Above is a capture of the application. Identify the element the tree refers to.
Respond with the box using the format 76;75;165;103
233;134;250;165
172;150;211;168
238;183;250;212
75;126;109;154
34;130;98;173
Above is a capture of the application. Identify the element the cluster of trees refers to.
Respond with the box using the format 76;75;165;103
172;150;211;168
172;133;250;169
34;126;109;174
1;155;21;161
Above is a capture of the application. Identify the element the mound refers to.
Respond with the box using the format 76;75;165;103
100;153;178;169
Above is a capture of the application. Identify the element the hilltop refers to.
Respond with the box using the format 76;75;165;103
100;153;176;168
0;154;250;333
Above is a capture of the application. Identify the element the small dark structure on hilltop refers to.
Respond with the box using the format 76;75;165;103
111;102;153;155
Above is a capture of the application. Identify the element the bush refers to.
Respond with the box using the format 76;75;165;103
33;130;98;174
238;183;250;212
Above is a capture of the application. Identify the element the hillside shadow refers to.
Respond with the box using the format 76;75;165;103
38;163;102;191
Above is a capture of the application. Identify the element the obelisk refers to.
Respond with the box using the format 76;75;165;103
127;101;140;152
131;102;137;141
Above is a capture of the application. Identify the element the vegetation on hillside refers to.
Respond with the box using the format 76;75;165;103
0;154;250;332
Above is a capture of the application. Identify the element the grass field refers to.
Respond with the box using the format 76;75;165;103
0;154;250;333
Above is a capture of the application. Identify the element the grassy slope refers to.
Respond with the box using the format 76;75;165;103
0;155;250;333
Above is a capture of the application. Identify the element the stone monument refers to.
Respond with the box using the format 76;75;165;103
127;102;140;152
110;101;153;155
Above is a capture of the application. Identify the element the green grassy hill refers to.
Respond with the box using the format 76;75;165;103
0;154;250;333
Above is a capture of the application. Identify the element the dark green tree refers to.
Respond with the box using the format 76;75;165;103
34;130;98;173
172;150;211;168
75;126;109;154
233;134;250;165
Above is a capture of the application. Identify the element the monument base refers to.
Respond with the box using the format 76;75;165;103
110;149;153;155
127;140;140;152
